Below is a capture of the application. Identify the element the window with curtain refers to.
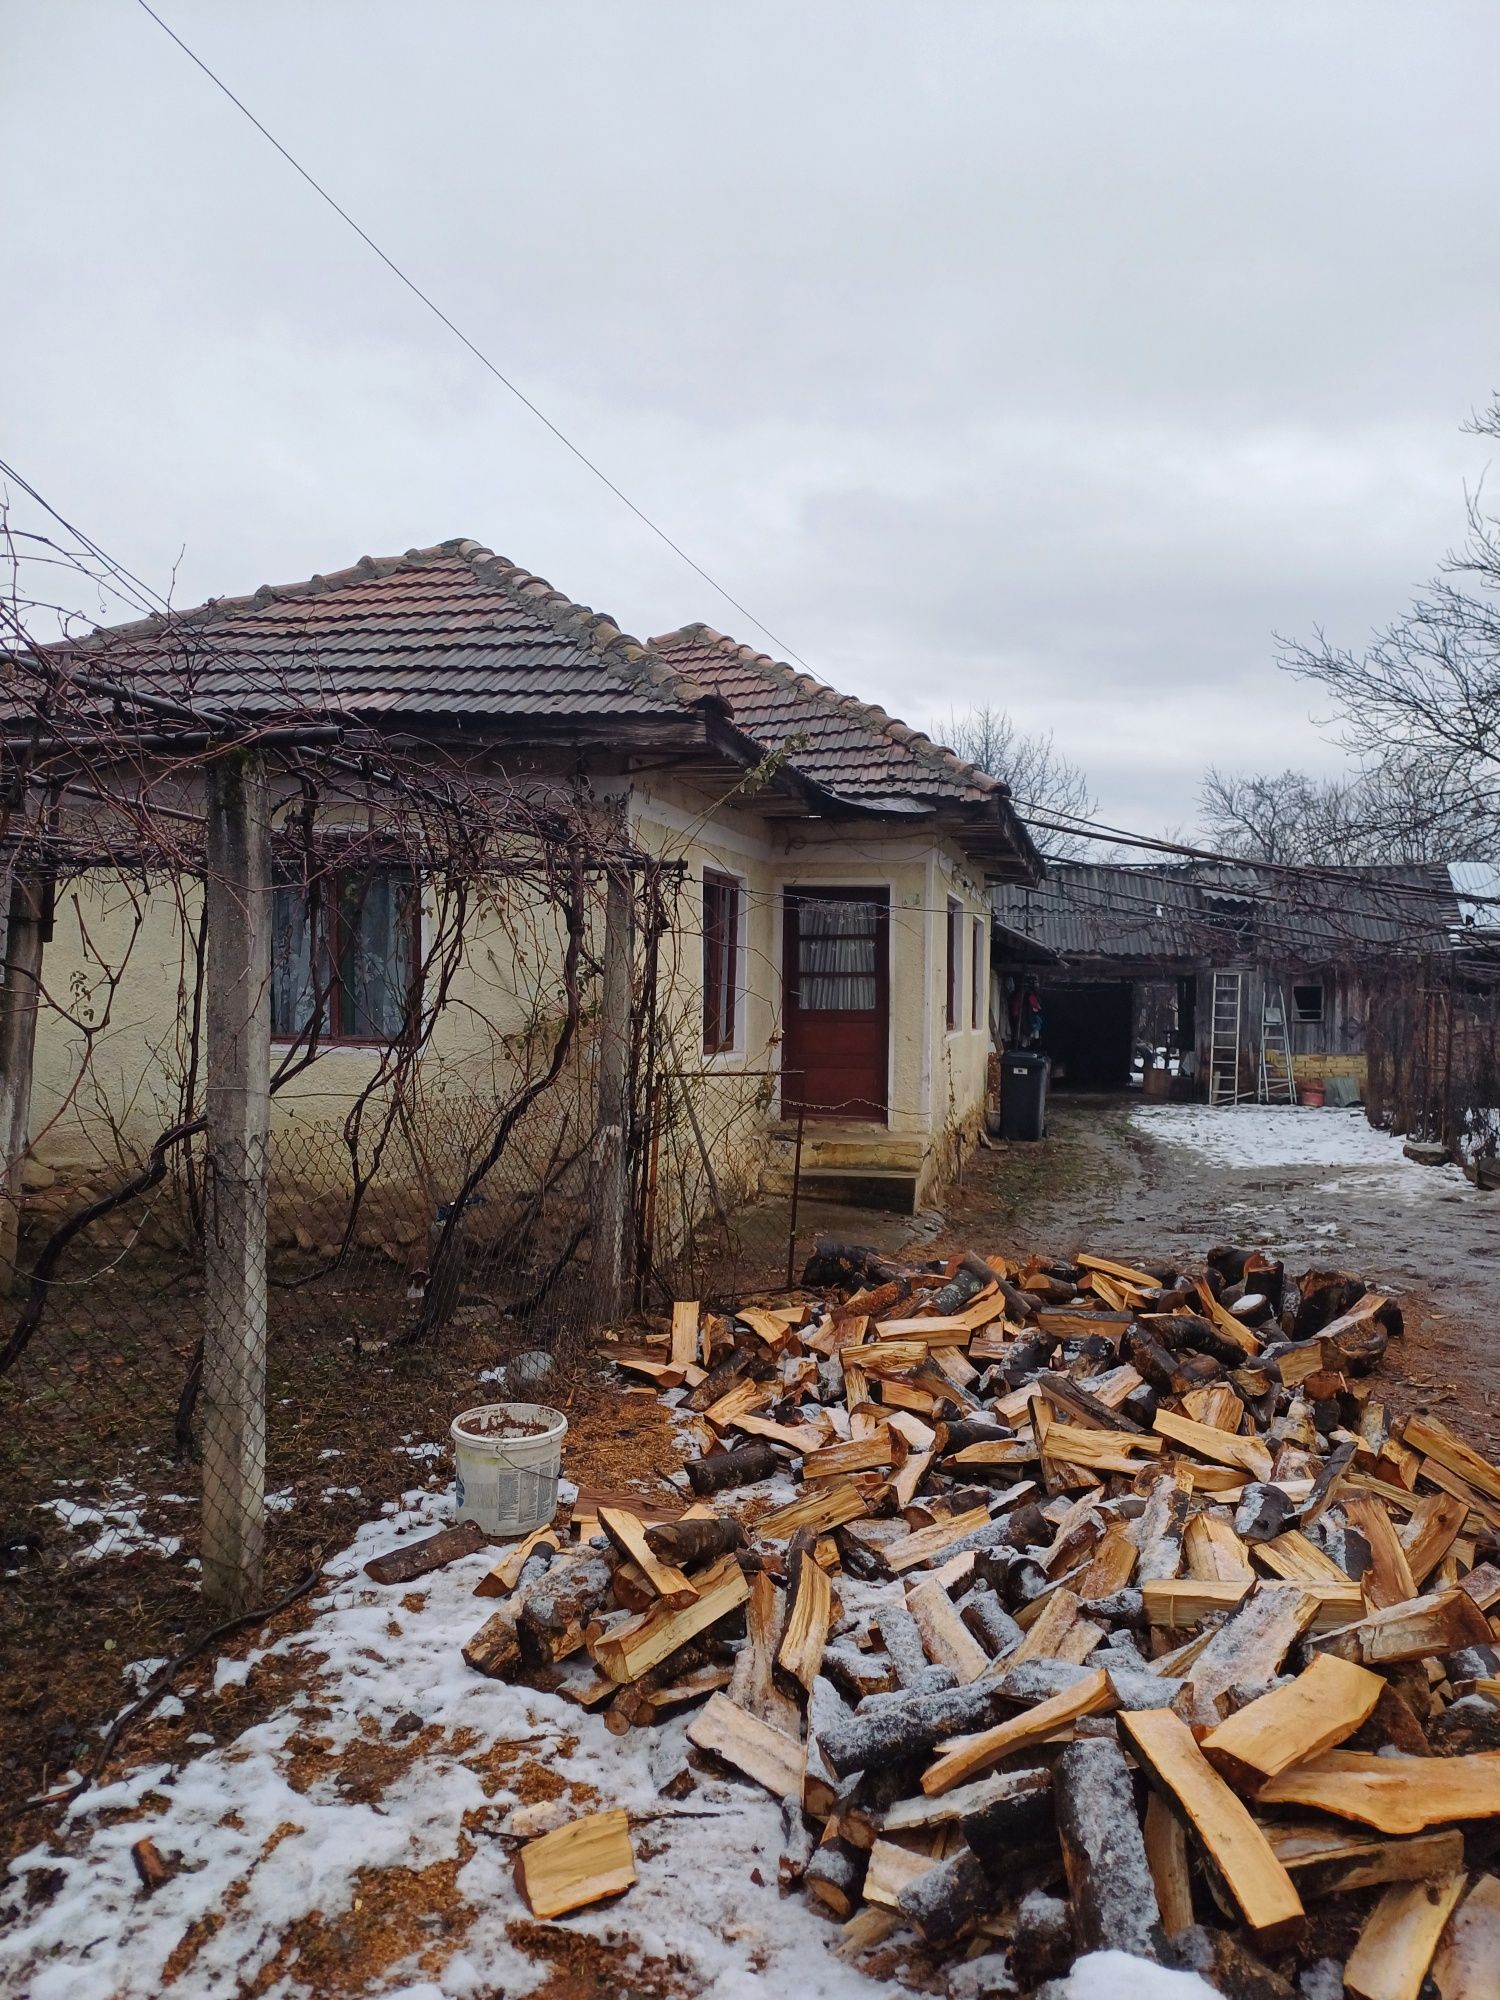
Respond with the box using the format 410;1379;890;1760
971;915;984;1029
702;870;741;1052
271;867;418;1042
794;896;880;1010
946;897;962;1030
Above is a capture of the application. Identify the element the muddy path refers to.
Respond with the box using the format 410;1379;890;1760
934;1093;1500;1456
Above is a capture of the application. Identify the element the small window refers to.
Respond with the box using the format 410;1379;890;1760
946;897;962;1031
272;867;418;1043
1292;981;1324;1025
971;915;984;1029
703;871;742;1053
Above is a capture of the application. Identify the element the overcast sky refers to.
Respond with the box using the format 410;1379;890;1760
7;3;1499;837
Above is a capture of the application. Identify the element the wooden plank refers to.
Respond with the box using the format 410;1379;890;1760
1153;1409;1273;1482
1343;1871;1467;2000
597;1506;698;1609
686;1692;803;1799
777;1551;833;1696
589;1553;749;1684
922;1668;1113;1797
670;1300;700;1372
907;1576;990;1685
1257;1751;1500;1833
516;1809;635;1919
1202;1653;1385;1791
1118;1707;1303;1935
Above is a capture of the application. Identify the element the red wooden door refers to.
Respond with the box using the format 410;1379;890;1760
782;888;890;1120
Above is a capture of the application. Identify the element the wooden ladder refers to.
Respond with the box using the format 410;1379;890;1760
1208;970;1244;1105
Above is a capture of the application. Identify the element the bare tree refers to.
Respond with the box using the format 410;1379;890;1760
1276;396;1500;860
1197;761;1466;865
944;704;1097;859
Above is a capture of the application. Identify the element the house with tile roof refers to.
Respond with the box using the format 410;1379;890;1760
23;540;1040;1228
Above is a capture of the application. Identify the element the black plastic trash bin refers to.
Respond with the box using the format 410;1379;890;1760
1000;1050;1049;1141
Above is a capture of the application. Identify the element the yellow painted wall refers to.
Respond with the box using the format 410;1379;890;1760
27;777;997;1212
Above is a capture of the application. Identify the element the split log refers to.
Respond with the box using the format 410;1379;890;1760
462;1605;523;1680
1054;1736;1165;1961
515;1808;636;1919
519;1550;617;1664
684;1442;777;1495
590;1553;749;1684
896;1847;996;1947
730;1570;802;1734
1342;1495;1417;1610
364;1518;486;1585
686;1691;803;1798
907;1576;989;1684
597;1506;698;1609
1183;1584;1319;1714
1202;1654;1384;1791
956;1765;1056;1873
1165;1927;1293;2000
922;1667;1114;1797
777;1546;833;1696
804;1838;868;1920
1343;1871;1467;2000
1314;1587;1491;1667
1430;1872;1500;2000
1011;1889;1073;1986
756;1480;867;1542
473;1526;559;1598
1119;1707;1304;1935
1153;1409;1273;1482
862;1838;939;1910
1256;1750;1500;1833
1267;1824;1465;1901
1144;1790;1194;1937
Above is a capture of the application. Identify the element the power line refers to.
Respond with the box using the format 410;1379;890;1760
129;0;816;675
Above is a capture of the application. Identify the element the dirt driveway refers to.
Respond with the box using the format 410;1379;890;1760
937;1092;1500;1454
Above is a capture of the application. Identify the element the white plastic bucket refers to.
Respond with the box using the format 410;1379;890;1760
451;1401;567;1537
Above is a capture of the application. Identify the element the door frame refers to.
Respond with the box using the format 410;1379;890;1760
779;882;893;1123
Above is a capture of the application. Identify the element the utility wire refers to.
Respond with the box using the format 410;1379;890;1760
130;0;815;674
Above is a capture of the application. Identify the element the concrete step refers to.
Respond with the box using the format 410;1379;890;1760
761;1163;919;1214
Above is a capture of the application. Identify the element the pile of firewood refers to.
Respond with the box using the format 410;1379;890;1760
372;1238;1500;1996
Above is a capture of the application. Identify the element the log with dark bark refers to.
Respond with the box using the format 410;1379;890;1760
518;1551;617;1664
1053;1737;1164;1962
959;1765;1056;1874
896;1847;997;1947
685;1442;778;1495
364;1518;487;1586
820;1682;1006;1778
645;1517;747;1567
801;1238;906;1291
804;1838;868;1919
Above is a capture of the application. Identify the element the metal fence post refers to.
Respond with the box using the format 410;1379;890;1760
201;751;271;1611
785;1093;806;1290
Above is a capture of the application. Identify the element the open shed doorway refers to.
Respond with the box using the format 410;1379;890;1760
1041;979;1134;1089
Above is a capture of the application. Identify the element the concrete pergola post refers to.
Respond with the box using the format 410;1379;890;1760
0;872;48;1292
201;751;271;1611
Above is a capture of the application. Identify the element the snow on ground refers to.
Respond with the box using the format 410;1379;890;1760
1131;1103;1474;1193
36;1481;185;1563
0;1487;909;2000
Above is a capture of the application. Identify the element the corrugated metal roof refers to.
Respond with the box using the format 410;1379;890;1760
993;860;1466;967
